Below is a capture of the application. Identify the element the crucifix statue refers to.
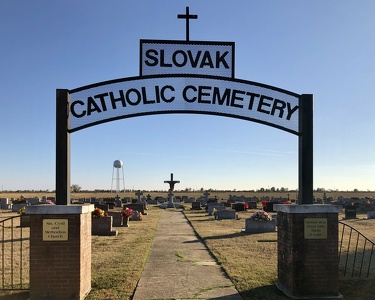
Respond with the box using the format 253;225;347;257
164;173;180;207
135;190;143;204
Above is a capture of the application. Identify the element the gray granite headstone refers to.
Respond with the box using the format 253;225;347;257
1;198;9;209
191;202;202;210
207;202;225;216
217;209;237;220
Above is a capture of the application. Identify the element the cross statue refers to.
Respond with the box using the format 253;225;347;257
178;6;198;41
135;190;143;203
164;173;180;192
203;190;210;200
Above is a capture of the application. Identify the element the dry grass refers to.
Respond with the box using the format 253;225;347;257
0;206;161;300
87;205;161;300
1;192;375;299
184;208;286;300
184;209;375;300
1;190;375;203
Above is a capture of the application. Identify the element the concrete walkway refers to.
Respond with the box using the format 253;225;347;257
132;209;243;300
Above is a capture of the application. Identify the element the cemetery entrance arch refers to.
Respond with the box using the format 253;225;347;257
56;7;312;205
56;76;313;205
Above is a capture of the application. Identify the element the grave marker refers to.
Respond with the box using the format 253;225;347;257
345;205;357;219
217;209;237;220
207;202;225;216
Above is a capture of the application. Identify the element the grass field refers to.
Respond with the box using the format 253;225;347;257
1;191;375;299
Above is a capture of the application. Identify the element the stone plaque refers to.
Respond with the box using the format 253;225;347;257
304;218;327;239
43;219;68;241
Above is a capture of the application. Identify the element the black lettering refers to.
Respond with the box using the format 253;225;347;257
200;51;214;68
87;97;102;115
71;100;86;118
109;90;126;109
160;50;172;67
155;86;161;103
144;49;158;67
212;87;231;105
142;87;155;104
286;103;299;120
247;93;260;110
125;89;141;106
94;93;108;112
160;85;175;103
271;99;286;118
230;89;244;108
198;86;211;104
183;85;197;103
216;51;229;69
187;50;201;68
257;95;273;114
172;50;187;67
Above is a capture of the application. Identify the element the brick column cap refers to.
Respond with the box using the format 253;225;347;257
26;204;94;215
274;204;342;214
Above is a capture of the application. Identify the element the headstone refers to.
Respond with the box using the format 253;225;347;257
158;198;167;203
1;198;9;209
207;202;225;215
232;202;246;212
92;216;118;236
244;218;276;233
147;199;158;204
106;211;123;227
345;205;357;219
217;209;237;220
184;197;194;203
191;202;202;210
367;211;375;219
135;190;143;203
124;203;147;215
248;201;257;209
130;210;143;221
263;202;275;212
95;204;109;211
27;198;40;205
12;203;27;213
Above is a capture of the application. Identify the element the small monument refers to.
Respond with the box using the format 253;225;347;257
164;173;180;208
135;190;144;204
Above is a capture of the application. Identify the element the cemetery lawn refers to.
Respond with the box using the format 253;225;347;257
2;199;375;299
184;209;287;300
184;209;375;300
86;205;162;300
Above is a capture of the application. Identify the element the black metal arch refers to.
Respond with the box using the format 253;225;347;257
56;84;312;205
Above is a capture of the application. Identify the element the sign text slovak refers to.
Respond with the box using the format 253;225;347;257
140;40;234;78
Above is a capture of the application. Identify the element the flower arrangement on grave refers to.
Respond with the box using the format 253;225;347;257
121;207;134;218
244;202;249;209
92;207;108;218
17;206;26;215
250;210;271;222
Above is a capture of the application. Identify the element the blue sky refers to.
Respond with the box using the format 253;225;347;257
1;0;374;192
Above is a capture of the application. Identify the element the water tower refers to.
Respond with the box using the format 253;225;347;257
111;160;125;193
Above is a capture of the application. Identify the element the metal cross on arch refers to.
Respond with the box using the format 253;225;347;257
178;6;198;41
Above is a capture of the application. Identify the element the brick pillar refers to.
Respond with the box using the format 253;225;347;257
27;205;94;300
274;204;342;299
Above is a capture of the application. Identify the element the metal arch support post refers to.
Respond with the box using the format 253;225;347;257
298;94;313;204
56;89;71;205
